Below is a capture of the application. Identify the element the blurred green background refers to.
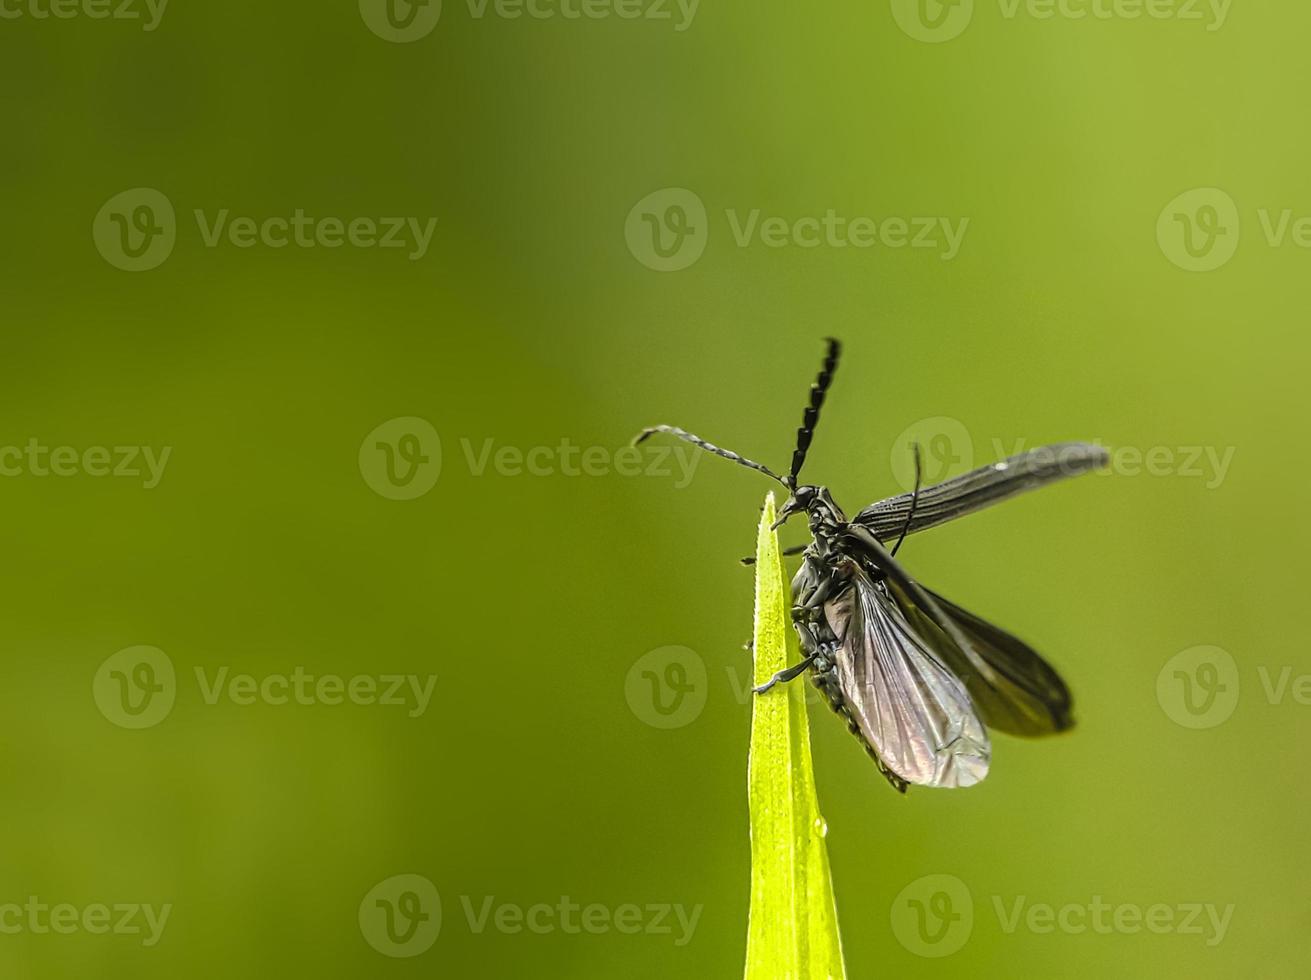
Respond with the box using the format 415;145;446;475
1;1;1306;977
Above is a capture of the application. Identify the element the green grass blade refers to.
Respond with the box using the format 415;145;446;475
744;493;848;980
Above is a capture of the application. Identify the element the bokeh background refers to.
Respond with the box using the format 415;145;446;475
1;1;1307;977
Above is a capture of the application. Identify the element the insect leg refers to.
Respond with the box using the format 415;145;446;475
756;617;825;693
791;570;841;623
753;652;820;694
890;442;923;558
740;544;807;566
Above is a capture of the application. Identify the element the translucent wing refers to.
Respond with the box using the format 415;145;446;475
888;583;1075;736
855;442;1109;542
824;563;990;789
838;523;1003;690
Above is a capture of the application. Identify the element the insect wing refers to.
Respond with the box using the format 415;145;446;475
855;442;1109;542
839;524;1002;689
824;565;990;789
889;584;1075;736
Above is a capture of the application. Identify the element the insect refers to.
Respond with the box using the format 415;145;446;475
636;339;1108;792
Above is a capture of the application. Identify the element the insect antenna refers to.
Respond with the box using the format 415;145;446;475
890;441;922;557
633;425;788;485
788;337;842;488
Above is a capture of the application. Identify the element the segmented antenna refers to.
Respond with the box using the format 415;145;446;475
788;337;842;487
633;425;787;486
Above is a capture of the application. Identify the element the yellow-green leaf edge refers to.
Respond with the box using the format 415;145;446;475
744;493;848;980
